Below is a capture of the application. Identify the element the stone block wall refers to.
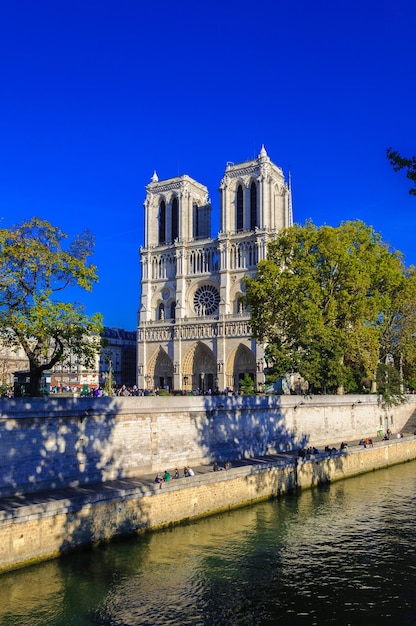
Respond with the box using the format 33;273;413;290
0;394;415;498
2;438;416;573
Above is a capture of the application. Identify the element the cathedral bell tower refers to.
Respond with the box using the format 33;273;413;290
137;147;292;394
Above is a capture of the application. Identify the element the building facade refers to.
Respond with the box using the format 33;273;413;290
0;344;29;392
49;336;101;393
100;327;137;387
49;328;136;393
137;146;292;393
1;328;136;395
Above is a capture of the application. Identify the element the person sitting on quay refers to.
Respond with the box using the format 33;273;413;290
184;466;195;477
213;462;224;471
340;441;348;451
173;468;180;479
224;461;231;470
164;470;171;483
154;472;164;489
298;448;306;459
324;445;337;455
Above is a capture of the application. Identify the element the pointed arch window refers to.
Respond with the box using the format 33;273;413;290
193;203;200;238
250;182;257;230
172;196;179;241
236;185;244;232
170;301;176;320
158;200;166;244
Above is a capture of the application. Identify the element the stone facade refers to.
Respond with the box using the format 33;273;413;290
137;146;293;393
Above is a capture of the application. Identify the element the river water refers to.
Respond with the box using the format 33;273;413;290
1;460;416;626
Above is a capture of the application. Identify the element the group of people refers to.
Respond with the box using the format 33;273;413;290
213;461;232;471
154;460;234;487
359;438;374;448
298;441;349;459
154;466;195;488
382;430;405;440
298;446;320;458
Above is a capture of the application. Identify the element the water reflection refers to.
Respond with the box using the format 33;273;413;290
1;461;416;625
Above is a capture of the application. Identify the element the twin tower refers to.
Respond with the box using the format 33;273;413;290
137;146;292;393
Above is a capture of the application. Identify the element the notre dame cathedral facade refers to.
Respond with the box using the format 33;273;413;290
137;146;292;393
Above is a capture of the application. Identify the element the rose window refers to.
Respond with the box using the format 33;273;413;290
193;285;220;316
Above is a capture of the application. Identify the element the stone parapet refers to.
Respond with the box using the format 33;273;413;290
1;437;416;573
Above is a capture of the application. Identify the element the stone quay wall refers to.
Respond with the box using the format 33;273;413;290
1;437;416;573
1;394;415;499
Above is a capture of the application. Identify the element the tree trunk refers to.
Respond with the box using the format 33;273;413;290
29;365;42;397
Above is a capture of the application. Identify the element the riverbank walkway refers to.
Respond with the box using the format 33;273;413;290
1;433;415;523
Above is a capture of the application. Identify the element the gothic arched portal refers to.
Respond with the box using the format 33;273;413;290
226;344;256;391
148;346;174;391
182;342;217;393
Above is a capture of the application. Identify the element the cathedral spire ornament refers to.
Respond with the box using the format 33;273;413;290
151;170;159;183
259;144;268;159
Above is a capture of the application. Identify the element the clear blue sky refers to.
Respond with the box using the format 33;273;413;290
1;0;415;330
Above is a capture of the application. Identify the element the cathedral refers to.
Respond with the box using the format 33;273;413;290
137;146;292;393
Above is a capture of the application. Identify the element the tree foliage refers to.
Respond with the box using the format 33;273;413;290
0;217;103;396
239;373;255;395
387;148;416;196
244;220;416;399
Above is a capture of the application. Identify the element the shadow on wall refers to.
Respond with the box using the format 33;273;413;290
0;394;359;562
197;394;349;493
199;395;307;461
0;396;153;557
0;397;132;497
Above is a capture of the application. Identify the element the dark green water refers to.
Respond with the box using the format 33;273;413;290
1;461;416;626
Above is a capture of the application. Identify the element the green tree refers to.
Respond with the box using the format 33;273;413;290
377;268;416;402
239;373;255;395
0;217;103;396
386;148;416;195
244;220;414;396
